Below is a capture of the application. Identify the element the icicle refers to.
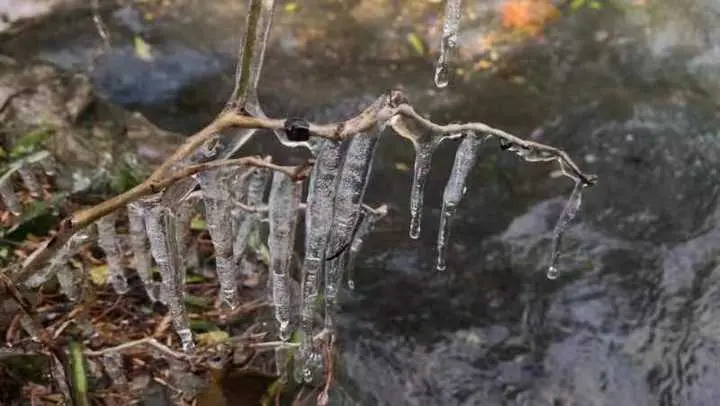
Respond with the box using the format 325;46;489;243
96;211;129;294
436;134;483;271
391;116;461;239
25;232;90;288
145;206;194;352
434;0;463;88
275;346;289;383
346;205;388;290
175;196;199;273
233;168;270;265
268;172;302;341
546;180;584;279
0;172;21;215
56;264;80;301
299;139;343;380
324;125;384;331
17;161;42;197
127;201;158;301
197;168;238;309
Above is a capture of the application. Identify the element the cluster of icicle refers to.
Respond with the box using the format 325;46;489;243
0;151;55;215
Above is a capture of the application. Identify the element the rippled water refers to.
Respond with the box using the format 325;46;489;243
5;1;720;404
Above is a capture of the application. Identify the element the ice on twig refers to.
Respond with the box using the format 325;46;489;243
434;0;463;88
96;211;130;294
56;264;80;301
127;201;158;301
0;172;21;215
391;116;461;239
546;178;584;280
299;139;342;378
324;125;384;330
17;161;42;197
436;133;483;271
268;171;302;341
25;232;90;288
145;206;194;352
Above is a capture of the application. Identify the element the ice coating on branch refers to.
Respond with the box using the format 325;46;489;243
56;264;79;301
547;180;584;279
436;134;483;271
268;172;301;341
391;116;462;239
25;232;90;288
145;206;194;352
197;168;238;309
17;162;41;197
96;211;129;294
299;139;342;378
0;173;21;215
346;205;387;290
127;201;158;301
324;125;384;330
435;0;462;87
233;167;270;265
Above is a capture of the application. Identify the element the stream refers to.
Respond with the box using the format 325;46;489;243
4;0;720;405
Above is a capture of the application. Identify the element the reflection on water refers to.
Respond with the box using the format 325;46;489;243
5;0;720;404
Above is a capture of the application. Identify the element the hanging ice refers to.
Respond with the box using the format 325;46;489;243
546;180;583;280
25;232;90;288
275;346;289;383
346;205;388;290
127;201;158;301
325;125;384;330
391;116;461;239
233;167;270;265
145;206;194;352
17;161;42;198
434;0;463;88
436;133;483;271
299;139;342;379
268;172;301;341
96;211;129;294
175;196;199;274
0;172;21;215
56;264;80;301
197;168;238;309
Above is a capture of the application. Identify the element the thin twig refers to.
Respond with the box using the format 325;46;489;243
84;337;192;361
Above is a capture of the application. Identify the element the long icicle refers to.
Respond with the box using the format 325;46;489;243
324;124;384;331
233;167;270;267
127;201;158;302
96;211;130;294
197;168;238;309
436;133;483;271
546;177;584;280
268;172;302;341
434;0;463;88
346;205;388;290
299;139;343;381
145;206;194;352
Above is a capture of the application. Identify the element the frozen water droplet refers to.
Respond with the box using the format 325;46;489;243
347;278;355;290
434;63;449;88
547;266;558;280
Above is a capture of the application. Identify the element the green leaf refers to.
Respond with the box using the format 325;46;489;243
196;330;229;346
406;32;425;56
133;36;153;61
184;274;206;284
190;216;206;231
10;126;55;158
184;294;213;308
89;265;108;286
189;319;217;332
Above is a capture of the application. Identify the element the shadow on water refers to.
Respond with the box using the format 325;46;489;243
6;0;720;404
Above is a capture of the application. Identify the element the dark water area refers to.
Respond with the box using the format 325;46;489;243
5;0;720;404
